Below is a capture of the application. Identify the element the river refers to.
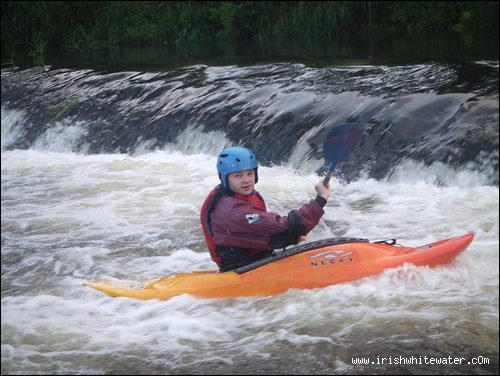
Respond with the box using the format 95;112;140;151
1;52;498;374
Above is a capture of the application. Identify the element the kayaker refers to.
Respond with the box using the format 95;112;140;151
200;146;331;272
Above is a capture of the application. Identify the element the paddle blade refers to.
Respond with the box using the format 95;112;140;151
322;123;366;185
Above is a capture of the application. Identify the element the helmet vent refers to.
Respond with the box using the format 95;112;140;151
236;158;241;162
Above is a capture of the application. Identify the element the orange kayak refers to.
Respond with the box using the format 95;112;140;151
84;233;474;300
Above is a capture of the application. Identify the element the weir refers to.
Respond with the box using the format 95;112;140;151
2;61;498;185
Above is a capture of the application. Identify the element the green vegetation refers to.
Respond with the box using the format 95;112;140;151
1;1;498;66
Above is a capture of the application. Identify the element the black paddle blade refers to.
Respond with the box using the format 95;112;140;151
322;123;366;185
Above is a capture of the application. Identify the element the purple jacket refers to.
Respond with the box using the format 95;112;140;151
210;190;326;250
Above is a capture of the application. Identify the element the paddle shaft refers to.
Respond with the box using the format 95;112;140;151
323;162;335;186
323;166;333;187
322;171;332;186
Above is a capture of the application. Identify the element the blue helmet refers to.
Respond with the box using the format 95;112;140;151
217;147;259;189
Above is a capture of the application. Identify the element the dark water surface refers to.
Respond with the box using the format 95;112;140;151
2;57;498;185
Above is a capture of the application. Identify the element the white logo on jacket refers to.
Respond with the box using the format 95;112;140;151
246;213;261;224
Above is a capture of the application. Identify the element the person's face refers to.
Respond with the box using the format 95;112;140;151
228;169;255;195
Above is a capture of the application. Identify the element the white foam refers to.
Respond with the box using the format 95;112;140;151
1;127;498;375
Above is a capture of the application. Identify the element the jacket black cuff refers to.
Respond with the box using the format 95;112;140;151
315;195;327;208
